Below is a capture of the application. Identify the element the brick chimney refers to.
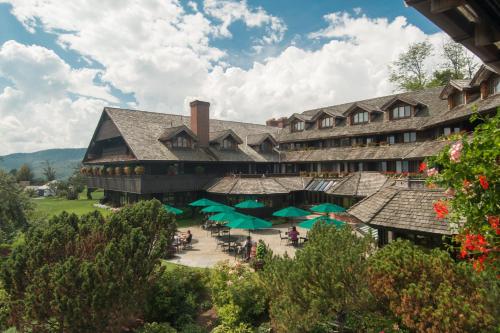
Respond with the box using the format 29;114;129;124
266;117;287;128
190;100;210;147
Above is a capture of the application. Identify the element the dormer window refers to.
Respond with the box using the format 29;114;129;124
172;135;192;148
222;138;236;150
292;121;304;132
352;111;369;124
451;92;465;108
392;105;411;119
490;76;500;95
319;116;333;129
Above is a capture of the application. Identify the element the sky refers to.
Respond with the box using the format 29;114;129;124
0;0;457;155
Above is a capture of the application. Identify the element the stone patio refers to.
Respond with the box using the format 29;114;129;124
166;222;306;268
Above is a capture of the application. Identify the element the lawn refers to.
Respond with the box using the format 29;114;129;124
32;189;110;218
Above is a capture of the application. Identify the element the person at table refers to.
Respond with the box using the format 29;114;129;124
288;226;300;246
243;236;253;261
182;230;193;246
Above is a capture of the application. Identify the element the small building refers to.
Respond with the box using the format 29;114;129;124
348;186;457;249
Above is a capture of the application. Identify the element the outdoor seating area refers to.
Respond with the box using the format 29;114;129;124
165;198;349;267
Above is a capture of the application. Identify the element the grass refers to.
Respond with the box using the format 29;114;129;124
32;189;110;218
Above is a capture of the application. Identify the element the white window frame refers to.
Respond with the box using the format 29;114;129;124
392;105;411;119
403;132;416;143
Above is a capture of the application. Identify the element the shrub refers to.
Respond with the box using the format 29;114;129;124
144;266;209;329
179;323;207;333
368;240;497;332
2;200;177;332
106;167;114;175
260;224;376;333
124;166;132;175
211;323;254;333
209;261;267;327
137;322;177;333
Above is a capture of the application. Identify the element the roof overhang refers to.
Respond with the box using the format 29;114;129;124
158;125;198;142
439;80;471;99
343;102;383;116
210;129;243;145
406;0;500;73
380;96;428;110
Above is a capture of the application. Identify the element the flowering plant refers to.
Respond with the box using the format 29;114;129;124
424;109;499;273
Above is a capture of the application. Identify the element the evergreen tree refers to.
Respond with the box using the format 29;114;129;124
1;199;177;332
15;164;33;182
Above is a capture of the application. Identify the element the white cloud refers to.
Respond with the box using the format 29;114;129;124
0;41;110;154
203;0;287;46
1;3;457;154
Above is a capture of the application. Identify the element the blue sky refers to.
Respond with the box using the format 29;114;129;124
0;0;449;154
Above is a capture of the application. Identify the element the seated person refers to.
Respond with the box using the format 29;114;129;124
288;226;300;246
182;230;193;246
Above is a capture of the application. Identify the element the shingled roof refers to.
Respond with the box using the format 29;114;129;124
348;186;456;235
96;107;279;162
327;172;392;197
205;176;312;195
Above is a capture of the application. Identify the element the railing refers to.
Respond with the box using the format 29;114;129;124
85;174;217;194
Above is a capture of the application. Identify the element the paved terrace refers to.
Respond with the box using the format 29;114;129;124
166;217;361;268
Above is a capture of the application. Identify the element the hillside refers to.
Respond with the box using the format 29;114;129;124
0;148;86;180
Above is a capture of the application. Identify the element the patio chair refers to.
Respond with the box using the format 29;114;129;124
278;230;289;245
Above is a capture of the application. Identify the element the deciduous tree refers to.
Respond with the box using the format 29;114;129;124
389;41;433;91
15;164;33;182
42;160;56;181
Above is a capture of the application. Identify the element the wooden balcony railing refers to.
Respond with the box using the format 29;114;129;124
84;174;217;194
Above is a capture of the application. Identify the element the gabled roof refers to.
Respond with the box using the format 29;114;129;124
245;133;277;146
470;65;495;86
380;95;427;110
309;109;345;121
348;186;456;235
343;102;382;116
209;129;243;145
326;172;392;197
158;125;198;142
439;79;472;99
289;113;313;122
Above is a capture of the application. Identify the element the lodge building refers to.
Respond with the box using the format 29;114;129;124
83;65;500;246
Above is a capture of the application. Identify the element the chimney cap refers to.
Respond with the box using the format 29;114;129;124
190;100;210;107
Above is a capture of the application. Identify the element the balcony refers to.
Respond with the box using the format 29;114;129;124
84;174;217;194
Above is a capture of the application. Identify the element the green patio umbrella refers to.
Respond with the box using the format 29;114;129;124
234;199;265;209
226;215;272;235
189;198;223;207
209;211;247;222
298;216;346;230
272;206;310;218
310;203;346;214
201;205;235;213
163;204;183;215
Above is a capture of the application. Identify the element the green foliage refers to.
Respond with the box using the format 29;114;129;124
15;164;33;182
1;199;176;332
0;284;11;331
209;261;267;328
389;41;433;91
426;110;500;273
42;160;56;181
138;322;177;333
144;265;209;330
261;224;377;333
368;240;497;332
178;323;207;333
0;170;32;244
211;322;254;333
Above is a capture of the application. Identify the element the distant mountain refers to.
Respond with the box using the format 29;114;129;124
0;148;86;180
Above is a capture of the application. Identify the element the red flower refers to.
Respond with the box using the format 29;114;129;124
463;179;471;188
478;175;489;190
419;162;427;173
433;200;449;219
464;233;489;253
488;216;500;235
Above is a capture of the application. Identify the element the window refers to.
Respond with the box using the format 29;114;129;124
352;111;369;124
366;137;373;144
451;92;464;107
380;161;387;172
388;135;395;145
292;121;304;132
403;132;416;143
172;135;191;148
222;138;235;149
319;116;333;128
490;77;500;95
392;105;411;119
444;127;451;136
454;127;460;134
396;160;409;173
